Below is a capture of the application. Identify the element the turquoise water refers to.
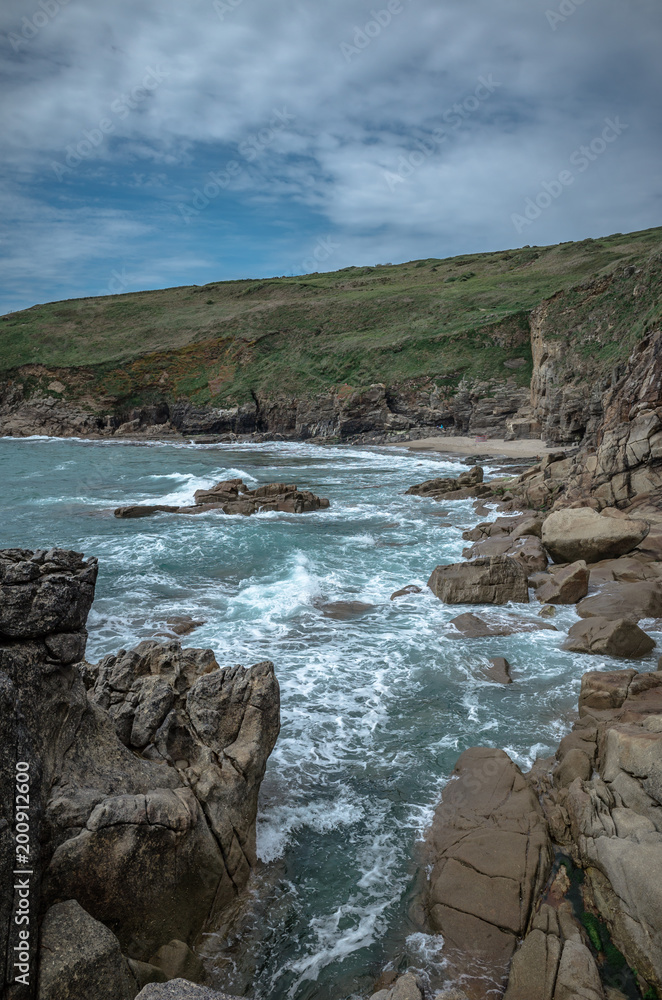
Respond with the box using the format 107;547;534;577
2;437;657;999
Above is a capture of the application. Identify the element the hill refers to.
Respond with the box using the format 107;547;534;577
1;227;661;418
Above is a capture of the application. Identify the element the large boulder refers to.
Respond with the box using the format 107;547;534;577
448;612;555;638
37;900;137;1000
541;508;649;563
428;556;529;605
563;617;656;658
418;748;552;999
537;560;589;604
576;580;662;622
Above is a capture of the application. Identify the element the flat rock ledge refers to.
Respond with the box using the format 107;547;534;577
115;478;330;518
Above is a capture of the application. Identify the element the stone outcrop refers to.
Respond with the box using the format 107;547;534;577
562;617;656;658
541;508;649;564
504;328;662;514
417;748;552;999
532;669;662;997
0;548;279;999
428;556;529;605
115;479;330;518
405;466;489;502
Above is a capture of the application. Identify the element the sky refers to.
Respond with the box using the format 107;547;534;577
1;0;661;313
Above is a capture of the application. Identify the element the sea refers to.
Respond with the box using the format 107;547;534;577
3;437;656;999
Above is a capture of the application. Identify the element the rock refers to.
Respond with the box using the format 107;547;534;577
563;617;656;658
448;612;556;638
420;748;552;998
428;556;529;605
127;960;167;990
538;605;556;618
114;506;181;518
163;616;205;636
435;991;469;1000
37;899;138;1000
0;547;98;640
390;585;422;600
136;983;240;1000
589;556;662;584
406;466;486;501
369;973;422;1000
115;480;330;518
576;581;662;623
318;601;376;619
0;548;280;990
541;508;649;563
554;748;592;787
147;940;205;983
484;657;512;684
537;560;589;604
463;535;548;575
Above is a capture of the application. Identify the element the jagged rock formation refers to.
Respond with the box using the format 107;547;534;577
405;466;490;502
115;478;330;519
0;548;279;1000
532;669;662;997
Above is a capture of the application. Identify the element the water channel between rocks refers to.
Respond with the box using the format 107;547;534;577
3;437;657;1000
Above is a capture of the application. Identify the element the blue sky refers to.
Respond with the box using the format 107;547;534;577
1;0;661;313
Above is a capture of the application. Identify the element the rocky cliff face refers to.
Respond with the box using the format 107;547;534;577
0;549;279;999
506;328;662;512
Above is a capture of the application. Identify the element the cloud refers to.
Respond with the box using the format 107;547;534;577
1;0;661;310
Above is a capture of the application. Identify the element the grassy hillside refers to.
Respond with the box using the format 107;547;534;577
2;227;661;408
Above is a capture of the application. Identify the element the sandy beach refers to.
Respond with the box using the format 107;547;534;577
389;436;555;459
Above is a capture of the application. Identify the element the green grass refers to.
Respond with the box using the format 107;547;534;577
2;226;661;408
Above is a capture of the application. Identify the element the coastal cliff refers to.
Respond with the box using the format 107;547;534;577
0;228;660;453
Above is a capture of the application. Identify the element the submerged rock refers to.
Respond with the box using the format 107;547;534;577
115;479;330;518
448;612;555;638
484;656;513;684
541;508;649;563
390;585;422;600
428;556;529;605
318;600;376;620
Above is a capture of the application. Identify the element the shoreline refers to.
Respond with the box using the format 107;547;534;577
387;435;557;459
